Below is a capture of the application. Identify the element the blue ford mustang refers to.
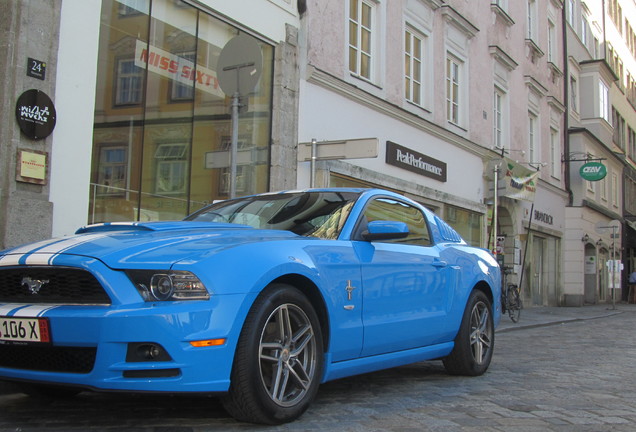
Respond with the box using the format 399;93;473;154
0;188;500;424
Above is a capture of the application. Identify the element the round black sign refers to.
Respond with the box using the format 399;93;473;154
15;89;57;140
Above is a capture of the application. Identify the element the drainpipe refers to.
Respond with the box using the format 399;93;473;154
562;2;572;205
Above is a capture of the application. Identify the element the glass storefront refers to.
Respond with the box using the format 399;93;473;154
90;0;273;223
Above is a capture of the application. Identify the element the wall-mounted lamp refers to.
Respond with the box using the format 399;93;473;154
596;239;603;246
581;234;589;242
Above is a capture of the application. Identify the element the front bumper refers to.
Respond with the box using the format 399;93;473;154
0;295;252;394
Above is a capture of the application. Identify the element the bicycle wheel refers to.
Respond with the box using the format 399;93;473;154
506;285;521;323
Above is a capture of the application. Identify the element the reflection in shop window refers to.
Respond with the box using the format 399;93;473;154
155;143;187;195
92;0;273;223
445;204;482;247
118;0;149;16
170;51;196;101
115;58;143;105
97;146;128;196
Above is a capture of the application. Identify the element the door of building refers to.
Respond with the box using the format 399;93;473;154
531;236;545;305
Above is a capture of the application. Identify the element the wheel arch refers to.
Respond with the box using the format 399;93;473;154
473;280;494;304
471;279;501;325
270;274;331;354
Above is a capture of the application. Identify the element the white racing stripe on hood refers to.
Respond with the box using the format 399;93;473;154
0;304;23;316
0;255;21;266
12;305;61;317
36;234;108;254
0;233;108;266
0;304;60;317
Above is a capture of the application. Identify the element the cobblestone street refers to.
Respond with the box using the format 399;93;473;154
1;305;635;431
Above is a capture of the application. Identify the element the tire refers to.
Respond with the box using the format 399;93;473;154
221;283;324;425
443;290;494;376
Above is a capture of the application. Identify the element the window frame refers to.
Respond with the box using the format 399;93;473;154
404;26;425;106
446;55;462;126
493;88;504;149
348;0;376;82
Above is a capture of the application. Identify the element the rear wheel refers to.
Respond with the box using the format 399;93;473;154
221;283;323;424
443;290;494;376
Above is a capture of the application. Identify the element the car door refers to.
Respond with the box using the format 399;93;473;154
353;197;452;357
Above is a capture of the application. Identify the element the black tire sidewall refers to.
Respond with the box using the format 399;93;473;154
226;283;324;424
444;290;494;376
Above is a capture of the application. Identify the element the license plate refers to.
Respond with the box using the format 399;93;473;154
0;316;51;344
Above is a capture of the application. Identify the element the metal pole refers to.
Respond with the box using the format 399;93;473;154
493;164;499;257
610;225;617;310
310;138;317;188
229;92;239;198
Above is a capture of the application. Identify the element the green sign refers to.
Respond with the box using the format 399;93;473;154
579;162;607;181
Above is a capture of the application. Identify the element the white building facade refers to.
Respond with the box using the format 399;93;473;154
297;0;567;306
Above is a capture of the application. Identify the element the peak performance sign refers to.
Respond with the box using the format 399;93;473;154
386;141;447;182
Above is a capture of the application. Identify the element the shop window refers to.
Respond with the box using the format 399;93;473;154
118;0;149;16
92;0;273;223
445;204;482;247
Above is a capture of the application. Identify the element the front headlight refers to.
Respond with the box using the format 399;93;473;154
127;270;210;301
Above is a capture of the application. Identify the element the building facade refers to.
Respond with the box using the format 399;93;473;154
2;0;635;306
297;0;567;306
564;0;636;305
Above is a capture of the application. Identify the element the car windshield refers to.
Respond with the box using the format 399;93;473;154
185;191;361;239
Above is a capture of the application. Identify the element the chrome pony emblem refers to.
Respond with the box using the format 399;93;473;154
345;280;356;301
21;276;50;295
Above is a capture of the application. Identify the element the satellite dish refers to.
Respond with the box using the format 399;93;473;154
217;35;263;96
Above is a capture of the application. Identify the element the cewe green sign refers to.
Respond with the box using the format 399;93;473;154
579;162;607;181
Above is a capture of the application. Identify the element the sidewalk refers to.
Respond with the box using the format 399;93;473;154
497;302;634;332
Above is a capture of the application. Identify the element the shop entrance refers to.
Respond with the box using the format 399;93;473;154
584;244;597;304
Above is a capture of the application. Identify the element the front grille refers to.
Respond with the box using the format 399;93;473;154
0;267;111;304
0;344;96;373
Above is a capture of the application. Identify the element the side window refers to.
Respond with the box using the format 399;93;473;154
359;198;431;246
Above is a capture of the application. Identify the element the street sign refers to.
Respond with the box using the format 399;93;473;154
217;35;263;96
579;162;607;181
297;138;378;161
595;220;620;235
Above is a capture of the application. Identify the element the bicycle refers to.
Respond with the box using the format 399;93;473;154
501;267;522;322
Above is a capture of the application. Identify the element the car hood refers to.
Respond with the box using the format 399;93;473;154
0;221;301;269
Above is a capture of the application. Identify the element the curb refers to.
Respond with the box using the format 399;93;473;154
497;308;624;333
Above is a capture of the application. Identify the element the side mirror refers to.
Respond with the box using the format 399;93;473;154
362;221;409;241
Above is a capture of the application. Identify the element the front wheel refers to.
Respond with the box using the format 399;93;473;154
443;290;494;376
221;284;323;425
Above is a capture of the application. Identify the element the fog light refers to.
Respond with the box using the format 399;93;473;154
140;344;161;360
126;342;172;362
